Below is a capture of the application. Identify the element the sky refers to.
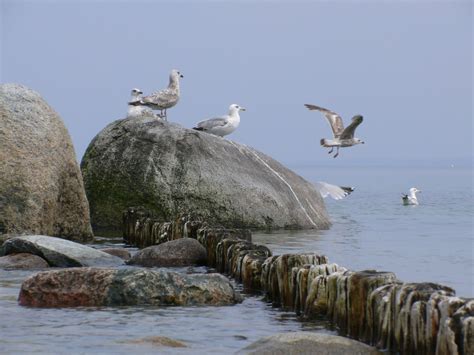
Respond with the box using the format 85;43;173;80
1;0;472;168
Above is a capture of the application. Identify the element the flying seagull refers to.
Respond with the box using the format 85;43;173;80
130;69;183;120
304;104;365;158
314;181;354;200
127;88;159;119
193;104;246;137
402;187;421;205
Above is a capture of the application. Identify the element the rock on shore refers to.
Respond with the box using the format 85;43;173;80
18;267;241;307
0;83;93;242
2;235;123;267
81;116;330;236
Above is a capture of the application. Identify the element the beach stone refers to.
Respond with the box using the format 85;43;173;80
239;332;382;355
0;253;49;270
81;116;330;236
124;336;187;348
3;235;124;267
0;83;93;242
101;247;131;261
18;267;241;307
127;238;207;267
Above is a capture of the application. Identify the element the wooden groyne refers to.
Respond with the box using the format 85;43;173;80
123;207;473;355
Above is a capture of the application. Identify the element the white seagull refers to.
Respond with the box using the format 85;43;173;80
127;88;159;119
193;104;246;137
314;181;354;200
304;104;365;158
402;187;421;205
131;69;183;120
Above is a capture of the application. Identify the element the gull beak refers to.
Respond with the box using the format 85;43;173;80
138;91;143;95
361;141;365;144
180;74;184;78
240;107;246;111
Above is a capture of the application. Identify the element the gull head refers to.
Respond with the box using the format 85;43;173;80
229;104;246;114
410;187;421;194
131;88;143;95
171;69;184;79
355;138;365;144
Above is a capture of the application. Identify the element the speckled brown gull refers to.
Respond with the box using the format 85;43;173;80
131;69;183;120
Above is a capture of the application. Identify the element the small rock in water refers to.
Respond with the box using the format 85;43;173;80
127;238;207;267
18;267;241;307
239;332;382;354
3;235;124;267
124;336;187;348
0;253;49;270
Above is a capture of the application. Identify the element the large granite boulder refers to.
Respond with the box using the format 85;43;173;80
0;83;93;242
128;238;207;267
81;116;330;236
18;267;241;307
239;332;382;355
2;235;123;267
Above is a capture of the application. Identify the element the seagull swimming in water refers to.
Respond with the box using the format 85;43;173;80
402;187;421;205
314;181;354;200
127;88;159;119
304;104;365;158
193;104;246;137
130;69;183;120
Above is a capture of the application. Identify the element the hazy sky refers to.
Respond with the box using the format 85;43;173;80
1;0;472;167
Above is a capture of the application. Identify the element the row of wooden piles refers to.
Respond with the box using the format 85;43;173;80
123;207;473;355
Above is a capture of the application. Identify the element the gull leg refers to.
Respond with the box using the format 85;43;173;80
333;147;339;158
328;147;334;154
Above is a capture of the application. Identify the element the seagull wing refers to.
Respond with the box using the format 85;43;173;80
340;116;363;139
194;117;228;130
305;104;345;138
142;88;178;106
314;181;354;200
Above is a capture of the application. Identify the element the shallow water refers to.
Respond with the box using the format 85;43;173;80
0;165;472;353
262;164;473;297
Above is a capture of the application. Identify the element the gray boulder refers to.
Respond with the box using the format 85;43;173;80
81;116;330;236
0;253;49;270
2;235;123;267
19;267;241;307
240;332;382;355
0;83;93;242
128;238;207;267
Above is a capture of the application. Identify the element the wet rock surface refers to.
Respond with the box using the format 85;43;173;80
0;253;49;270
18;267;241;307
239;332;382;355
127;238;207;267
3;235;124;267
81;116;330;235
0;83;93;242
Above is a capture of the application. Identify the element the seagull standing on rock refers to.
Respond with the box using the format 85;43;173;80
127;88;159;119
193;104;246;137
402;187;421;205
304;104;365;158
131;69;183;120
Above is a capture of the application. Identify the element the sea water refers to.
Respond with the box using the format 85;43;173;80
0;165;472;353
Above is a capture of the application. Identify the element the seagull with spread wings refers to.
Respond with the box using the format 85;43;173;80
304;104;365;158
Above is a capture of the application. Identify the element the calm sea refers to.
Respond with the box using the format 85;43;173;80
0;165;472;353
